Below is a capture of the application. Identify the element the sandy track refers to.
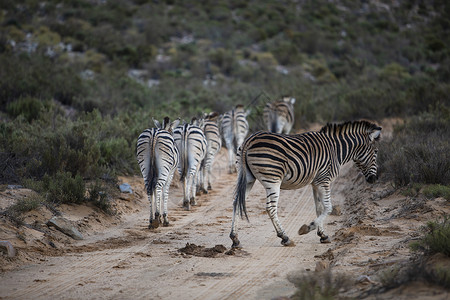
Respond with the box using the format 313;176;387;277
0;150;340;300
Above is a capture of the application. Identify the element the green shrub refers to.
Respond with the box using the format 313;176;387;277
378;109;450;187
87;180;113;214
288;270;351;300
6;96;43;122
36;172;86;205
423;184;450;200
5;194;43;219
411;216;450;257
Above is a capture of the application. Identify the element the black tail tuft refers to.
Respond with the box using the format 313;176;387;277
234;164;249;221
147;160;158;195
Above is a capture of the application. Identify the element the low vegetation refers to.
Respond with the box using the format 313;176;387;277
0;1;449;220
288;269;352;300
374;216;450;293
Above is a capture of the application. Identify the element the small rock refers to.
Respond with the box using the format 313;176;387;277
0;241;16;257
357;275;375;284
47;217;83;240
119;183;133;194
331;205;342;216
315;261;330;272
7;185;23;190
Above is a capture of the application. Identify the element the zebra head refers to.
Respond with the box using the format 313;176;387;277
354;126;382;184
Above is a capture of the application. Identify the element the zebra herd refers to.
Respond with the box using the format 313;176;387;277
136;97;382;247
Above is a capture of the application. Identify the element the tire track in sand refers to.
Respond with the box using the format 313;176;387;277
190;184;322;300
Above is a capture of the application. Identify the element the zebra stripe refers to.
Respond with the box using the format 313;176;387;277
136;117;180;229
263;96;296;134
173;120;207;210
220;104;250;173
198;112;222;193
230;120;381;248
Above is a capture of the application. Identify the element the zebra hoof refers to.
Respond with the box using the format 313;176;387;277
298;224;310;235
320;236;331;244
148;220;160;229
183;202;190;211
231;240;242;249
163;221;170;227
190;198;197;206
207;185;212;190
281;238;295;247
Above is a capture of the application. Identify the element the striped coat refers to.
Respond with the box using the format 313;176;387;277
136;117;180;228
220;104;250;173
263;96;296;134
198;112;222;193
173;120;207;210
230;120;382;247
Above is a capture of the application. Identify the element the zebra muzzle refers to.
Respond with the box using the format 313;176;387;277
366;174;377;184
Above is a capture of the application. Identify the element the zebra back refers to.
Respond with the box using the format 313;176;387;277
240;120;381;190
173;122;207;181
263;96;295;134
136;117;179;194
203;112;222;159
221;104;250;152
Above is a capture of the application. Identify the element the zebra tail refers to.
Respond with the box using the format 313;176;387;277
270;110;277;133
234;148;249;221
179;128;188;182
147;141;158;195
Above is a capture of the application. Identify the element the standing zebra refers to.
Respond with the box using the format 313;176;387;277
263;96;296;134
230;120;381;248
173;119;207;210
220;104;250;173
136;117;180;229
198;112;222;193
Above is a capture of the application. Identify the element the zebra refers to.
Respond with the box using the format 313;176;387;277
198;112;222;193
173;118;207;210
136;117;180;229
220;104;250;173
229;120;381;248
263;96;296;134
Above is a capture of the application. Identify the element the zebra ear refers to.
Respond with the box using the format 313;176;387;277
153;118;162;129
369;127;382;141
290;97;296;104
245;109;251;117
167;119;180;133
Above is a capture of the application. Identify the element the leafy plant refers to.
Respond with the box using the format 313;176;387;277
410;216;450;257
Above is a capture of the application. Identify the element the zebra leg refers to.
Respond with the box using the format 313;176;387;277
152;181;165;229
148;191;159;229
189;173;197;206
162;172;175;227
207;165;213;190
182;177;190;210
265;184;295;247
298;184;332;243
226;145;235;174
230;178;255;248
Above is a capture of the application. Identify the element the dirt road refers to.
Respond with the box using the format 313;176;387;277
0;149;342;300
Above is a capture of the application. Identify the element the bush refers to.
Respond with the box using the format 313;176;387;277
4;194;43;220
6;96;43;122
423;184;450;200
411;216;450;257
87;180;114;214
288;270;351;300
40;172;85;205
378;108;450;187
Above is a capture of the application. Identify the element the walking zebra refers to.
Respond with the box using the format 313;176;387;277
263;96;296;134
230;120;381;247
198;112;222;193
173;119;207;210
220;104;250;173
136;117;180;229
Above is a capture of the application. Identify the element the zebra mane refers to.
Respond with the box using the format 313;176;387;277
320;120;381;137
